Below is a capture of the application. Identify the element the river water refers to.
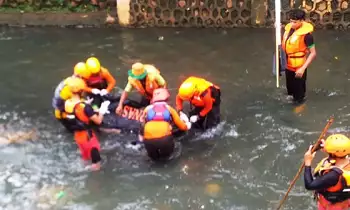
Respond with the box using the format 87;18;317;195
0;27;349;210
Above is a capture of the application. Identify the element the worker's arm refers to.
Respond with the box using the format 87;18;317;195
154;74;166;88
101;67;116;92
175;95;184;112
116;82;133;113
199;90;213;117
168;106;188;131
84;105;103;125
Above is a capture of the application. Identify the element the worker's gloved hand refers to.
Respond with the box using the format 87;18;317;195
186;122;192;130
85;96;94;105
179;111;189;123
92;89;101;95
190;115;199;123
66;115;75;119
100;89;108;96
99;100;111;115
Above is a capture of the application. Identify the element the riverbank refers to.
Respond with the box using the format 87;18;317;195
0;11;111;27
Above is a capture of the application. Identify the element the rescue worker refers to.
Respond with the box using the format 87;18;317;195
84;57;117;106
304;134;350;209
176;76;221;130
116;62;167;114
282;9;316;104
140;88;191;161
52;70;89;132
64;93;110;171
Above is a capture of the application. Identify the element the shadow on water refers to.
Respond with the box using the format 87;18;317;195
0;27;350;209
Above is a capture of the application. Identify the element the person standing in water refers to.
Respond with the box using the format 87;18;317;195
84;57;117;107
116;62;167;113
140;88;191;161
52;63;91;132
304;134;350;209
281;9;316;104
64;81;111;171
176;76;221;130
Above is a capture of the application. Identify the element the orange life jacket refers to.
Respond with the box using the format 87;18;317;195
313;157;350;205
71;102;95;144
143;102;172;140
281;22;314;71
187;77;220;107
129;68;161;99
72;103;91;125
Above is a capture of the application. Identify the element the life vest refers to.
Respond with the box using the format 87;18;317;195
128;67;161;99
281;22;314;71
52;79;73;111
143;102;173;140
313;157;350;204
67;102;92;131
186;77;220;107
145;102;171;122
86;68;109;90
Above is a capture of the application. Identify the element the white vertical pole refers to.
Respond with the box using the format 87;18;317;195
275;0;281;88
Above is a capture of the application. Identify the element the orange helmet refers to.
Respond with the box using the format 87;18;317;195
65;77;86;93
324;134;350;157
74;62;91;79
178;81;196;100
151;88;170;103
86;57;101;74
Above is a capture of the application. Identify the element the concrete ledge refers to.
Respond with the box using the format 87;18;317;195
0;11;109;27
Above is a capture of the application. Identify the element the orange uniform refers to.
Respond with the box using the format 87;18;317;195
304;134;350;210
65;99;101;162
85;67;116;92
141;88;190;161
143;102;188;140
282;22;314;72
311;157;350;210
176;76;221;130
176;76;220;117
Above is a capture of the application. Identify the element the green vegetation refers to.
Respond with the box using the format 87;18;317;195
0;0;101;12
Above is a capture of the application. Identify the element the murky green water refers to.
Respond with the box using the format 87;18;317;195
0;27;350;210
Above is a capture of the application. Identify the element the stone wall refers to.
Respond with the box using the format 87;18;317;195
0;0;349;29
126;0;350;29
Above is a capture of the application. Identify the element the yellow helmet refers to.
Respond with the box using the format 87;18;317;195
86;57;101;74
64;97;81;114
66;77;86;93
178;81;196;100
74;62;91;79
324;134;350;157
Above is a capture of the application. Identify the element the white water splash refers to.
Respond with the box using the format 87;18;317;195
194;121;226;140
328;126;350;133
224;124;239;137
0;32;13;41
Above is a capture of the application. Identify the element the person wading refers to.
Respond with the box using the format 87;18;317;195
282;9;317;104
304;134;350;210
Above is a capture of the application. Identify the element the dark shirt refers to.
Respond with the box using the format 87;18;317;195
286;29;315;48
304;166;341;191
84;105;96;118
